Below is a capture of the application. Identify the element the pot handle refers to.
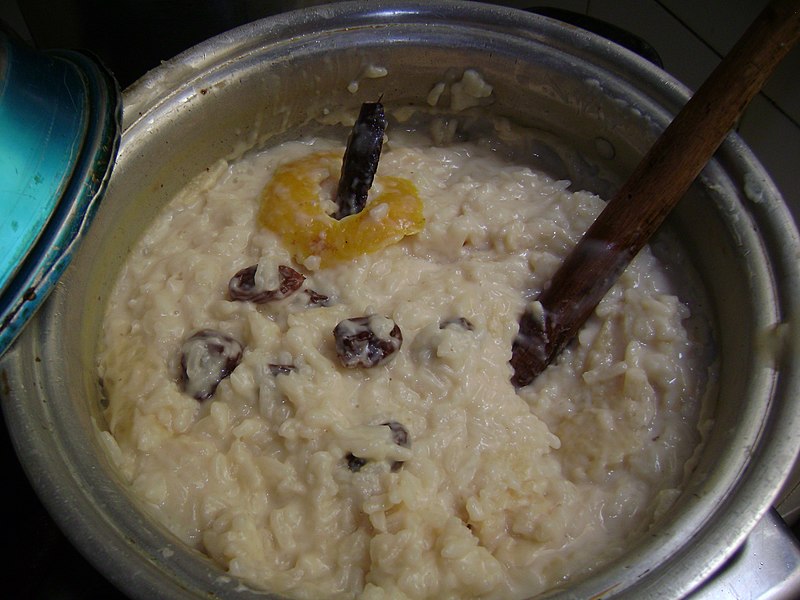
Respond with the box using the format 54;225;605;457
689;508;800;598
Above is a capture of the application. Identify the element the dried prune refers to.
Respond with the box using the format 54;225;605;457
228;264;305;303
334;102;387;219
180;330;243;400
333;315;402;368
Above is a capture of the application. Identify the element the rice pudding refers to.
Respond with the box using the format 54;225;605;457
97;120;710;599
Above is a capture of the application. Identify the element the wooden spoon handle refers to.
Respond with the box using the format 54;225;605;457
510;0;800;388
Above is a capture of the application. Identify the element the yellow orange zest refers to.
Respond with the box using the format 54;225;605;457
258;151;425;267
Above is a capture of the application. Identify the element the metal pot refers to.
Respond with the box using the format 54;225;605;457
2;1;799;598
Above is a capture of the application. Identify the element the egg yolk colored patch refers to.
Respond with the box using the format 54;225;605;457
259;151;425;267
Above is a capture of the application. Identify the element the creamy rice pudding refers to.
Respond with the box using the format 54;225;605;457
97;117;710;599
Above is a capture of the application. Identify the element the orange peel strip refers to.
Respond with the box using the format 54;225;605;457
258;151;425;267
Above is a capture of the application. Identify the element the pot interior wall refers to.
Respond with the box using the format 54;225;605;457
10;6;796;600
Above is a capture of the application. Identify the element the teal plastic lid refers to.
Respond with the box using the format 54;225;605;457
0;32;121;356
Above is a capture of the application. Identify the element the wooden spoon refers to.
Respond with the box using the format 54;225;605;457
510;0;800;388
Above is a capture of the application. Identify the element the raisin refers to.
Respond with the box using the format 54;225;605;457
268;363;295;376
346;452;368;472
383;421;409;447
333;315;402;368
440;317;474;331
383;421;410;472
228;264;305;303
304;289;331;306
180;330;243;400
344;422;410;474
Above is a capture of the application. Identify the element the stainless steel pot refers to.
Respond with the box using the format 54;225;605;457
2;1;800;598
